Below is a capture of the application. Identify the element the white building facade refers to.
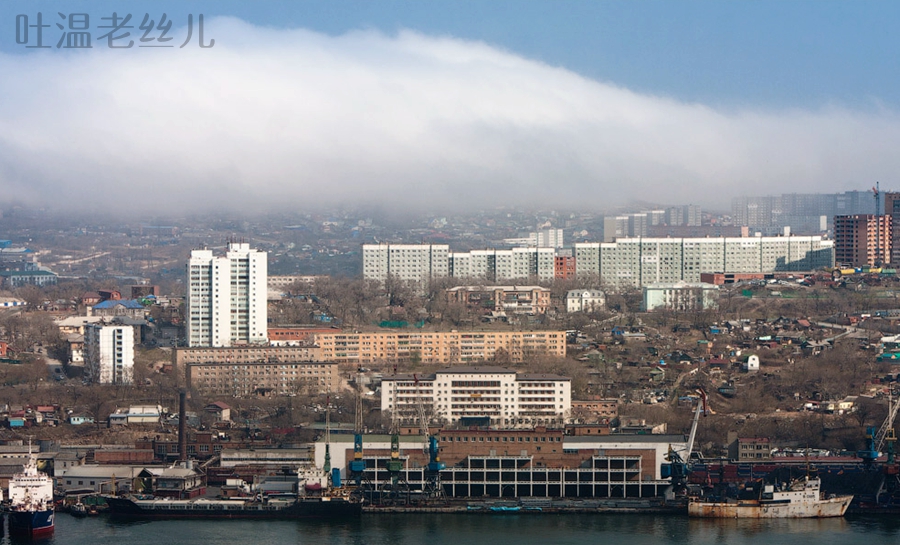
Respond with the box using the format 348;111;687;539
84;324;134;384
566;289;606;313
362;243;450;285
381;366;571;427
187;242;268;348
642;282;719;312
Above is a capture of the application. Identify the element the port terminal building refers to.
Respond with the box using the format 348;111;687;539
315;431;685;499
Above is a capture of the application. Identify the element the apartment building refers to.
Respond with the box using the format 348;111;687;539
446;285;552;315
834;214;892;267
186;361;338;397
574;235;833;289
361;243;449;285
84;324;134;384
186;243;267;348
381;366;571;426
314;330;566;364
174;346;322;371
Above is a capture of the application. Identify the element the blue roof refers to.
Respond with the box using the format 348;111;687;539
93;299;144;310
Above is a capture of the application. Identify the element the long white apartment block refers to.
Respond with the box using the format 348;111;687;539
362;243;449;284
187;242;268;348
381;366;571;427
574;236;834;289
363;236;834;289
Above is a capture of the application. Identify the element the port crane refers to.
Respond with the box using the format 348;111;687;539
415;374;445;500
663;389;708;487
383;368;406;503
348;367;370;491
858;389;899;464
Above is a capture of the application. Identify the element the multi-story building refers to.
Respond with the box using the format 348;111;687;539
565;290;605;313
186;361;338;397
314;330;566;364
554;252;576;280
504;229;565;249
642;282;719;312
84;324;134;384
574;235;833;289
381;366;571;426
186;243;268;348
361;243;449;285
174;346;322;371
834;214;892;267
446;285;552;315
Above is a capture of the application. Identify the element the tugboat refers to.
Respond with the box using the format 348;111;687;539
6;443;54;537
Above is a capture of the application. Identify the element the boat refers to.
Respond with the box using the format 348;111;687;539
69;502;88;518
6;444;54;537
105;464;361;520
688;476;853;518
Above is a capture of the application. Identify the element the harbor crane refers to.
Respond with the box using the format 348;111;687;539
415;374;445;500
663;389;708;487
858;389;899;464
348;367;368;487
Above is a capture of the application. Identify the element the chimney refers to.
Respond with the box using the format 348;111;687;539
178;389;187;461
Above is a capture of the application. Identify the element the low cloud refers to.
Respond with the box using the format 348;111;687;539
0;17;896;214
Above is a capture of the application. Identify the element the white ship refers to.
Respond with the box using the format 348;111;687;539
6;444;55;536
688;477;853;518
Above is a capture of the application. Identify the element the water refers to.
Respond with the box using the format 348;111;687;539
11;513;900;545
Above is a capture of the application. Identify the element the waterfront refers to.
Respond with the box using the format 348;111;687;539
7;513;900;545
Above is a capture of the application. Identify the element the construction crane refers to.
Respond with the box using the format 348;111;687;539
414;374;445;500
348;367;367;486
663;389;708;487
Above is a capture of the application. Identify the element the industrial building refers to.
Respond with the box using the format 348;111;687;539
315;432;685;500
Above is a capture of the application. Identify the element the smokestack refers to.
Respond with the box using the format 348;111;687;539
178;389;187;462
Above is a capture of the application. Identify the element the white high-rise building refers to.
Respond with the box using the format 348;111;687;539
84;324;134;384
187;242;268;348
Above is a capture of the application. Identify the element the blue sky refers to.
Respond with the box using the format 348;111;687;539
1;1;898;212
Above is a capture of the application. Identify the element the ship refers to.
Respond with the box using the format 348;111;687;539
6;445;54;537
688;476;853;518
105;464;361;520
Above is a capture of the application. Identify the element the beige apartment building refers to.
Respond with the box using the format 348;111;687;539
186;361;338;397
174;346;322;370
313;330;566;364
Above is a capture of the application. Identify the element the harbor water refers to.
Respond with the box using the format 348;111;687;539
9;513;900;545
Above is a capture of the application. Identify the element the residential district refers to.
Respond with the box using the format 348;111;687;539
1;191;900;512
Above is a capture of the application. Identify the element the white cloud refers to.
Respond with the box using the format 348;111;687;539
0;16;897;213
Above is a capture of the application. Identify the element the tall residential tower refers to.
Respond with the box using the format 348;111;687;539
187;242;268;348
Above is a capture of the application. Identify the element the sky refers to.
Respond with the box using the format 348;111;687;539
1;1;899;214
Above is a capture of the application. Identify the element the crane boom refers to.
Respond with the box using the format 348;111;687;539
685;389;707;460
876;390;900;453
